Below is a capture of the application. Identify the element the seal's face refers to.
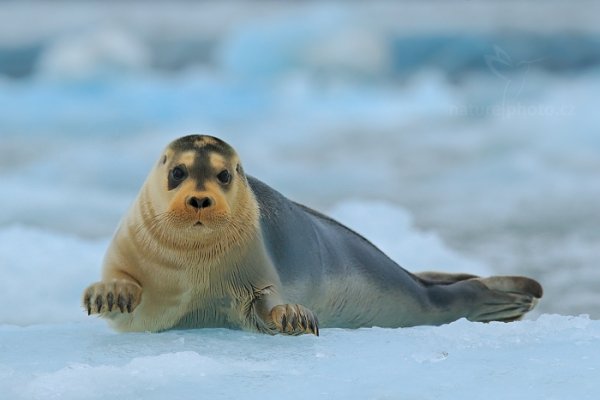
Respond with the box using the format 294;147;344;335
151;135;246;233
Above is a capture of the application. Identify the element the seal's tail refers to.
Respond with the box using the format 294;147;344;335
419;272;543;323
416;271;479;285
466;276;543;323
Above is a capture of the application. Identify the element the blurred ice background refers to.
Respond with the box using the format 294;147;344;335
1;1;599;322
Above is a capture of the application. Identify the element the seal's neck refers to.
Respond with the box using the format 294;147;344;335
129;181;260;267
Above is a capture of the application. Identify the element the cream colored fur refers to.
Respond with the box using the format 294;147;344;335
83;140;317;335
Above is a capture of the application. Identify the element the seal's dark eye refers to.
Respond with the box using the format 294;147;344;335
168;165;188;191
171;166;187;181
217;169;231;184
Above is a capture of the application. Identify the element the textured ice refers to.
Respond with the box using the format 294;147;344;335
0;207;590;399
0;226;105;325
1;316;599;400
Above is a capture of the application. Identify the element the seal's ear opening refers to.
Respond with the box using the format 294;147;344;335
236;163;245;178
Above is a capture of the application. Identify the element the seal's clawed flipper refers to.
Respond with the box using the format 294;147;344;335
83;280;142;315
269;304;319;336
466;276;543;323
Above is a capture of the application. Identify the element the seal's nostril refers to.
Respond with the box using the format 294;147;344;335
200;197;213;208
188;196;213;209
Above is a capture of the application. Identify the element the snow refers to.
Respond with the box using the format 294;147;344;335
1;1;599;398
1;203;593;399
1;316;599;400
0;226;104;325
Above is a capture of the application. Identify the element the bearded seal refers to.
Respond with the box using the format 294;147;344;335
83;134;543;335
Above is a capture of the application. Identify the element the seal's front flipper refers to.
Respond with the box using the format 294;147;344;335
467;276;543;323
248;286;319;336
83;279;142;315
269;304;319;336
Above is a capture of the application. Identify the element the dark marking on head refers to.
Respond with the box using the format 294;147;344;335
191;153;212;191
166;135;245;191
162;155;167;165
169;135;235;159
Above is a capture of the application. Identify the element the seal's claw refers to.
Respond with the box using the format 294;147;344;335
127;294;134;313
270;304;319;336
117;293;126;313
95;296;103;313
106;292;114;312
84;293;92;315
82;280;142;315
311;317;319;337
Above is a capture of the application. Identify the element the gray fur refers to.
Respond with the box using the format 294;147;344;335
247;176;542;328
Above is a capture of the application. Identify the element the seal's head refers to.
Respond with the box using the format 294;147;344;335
146;135;254;236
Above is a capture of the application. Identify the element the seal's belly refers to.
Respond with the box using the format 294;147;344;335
173;294;242;330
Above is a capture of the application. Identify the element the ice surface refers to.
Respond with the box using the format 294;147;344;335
1;316;599;400
0;226;106;325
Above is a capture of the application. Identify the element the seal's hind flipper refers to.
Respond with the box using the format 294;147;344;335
416;271;479;286
467;276;543;323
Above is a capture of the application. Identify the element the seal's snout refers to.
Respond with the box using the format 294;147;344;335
187;196;214;210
